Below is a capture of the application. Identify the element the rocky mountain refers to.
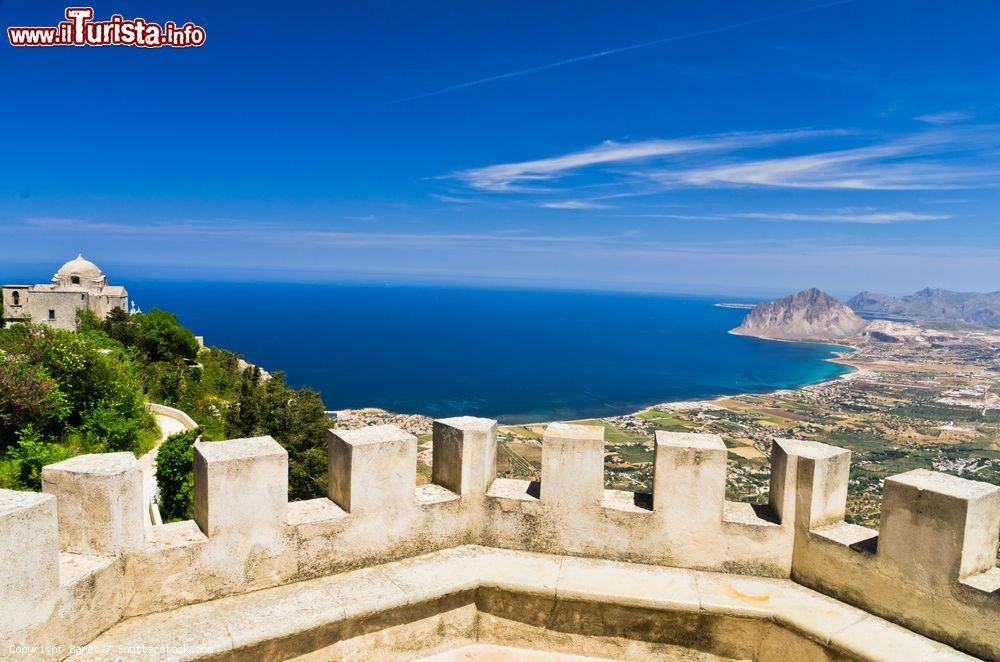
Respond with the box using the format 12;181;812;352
845;291;897;312
847;288;1000;328
731;288;869;340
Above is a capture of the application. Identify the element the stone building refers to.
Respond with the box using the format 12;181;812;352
1;254;128;331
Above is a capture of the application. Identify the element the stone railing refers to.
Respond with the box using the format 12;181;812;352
144;402;198;431
1;419;997;659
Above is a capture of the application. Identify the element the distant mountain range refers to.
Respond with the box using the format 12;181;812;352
731;288;868;341
847;288;1000;328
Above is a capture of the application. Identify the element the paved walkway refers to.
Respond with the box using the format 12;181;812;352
138;410;195;525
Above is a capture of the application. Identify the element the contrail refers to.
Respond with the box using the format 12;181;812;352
376;0;863;107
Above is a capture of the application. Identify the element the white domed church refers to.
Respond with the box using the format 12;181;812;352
2;255;129;331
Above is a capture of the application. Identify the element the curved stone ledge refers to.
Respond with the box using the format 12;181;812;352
144;403;198;432
70;546;974;661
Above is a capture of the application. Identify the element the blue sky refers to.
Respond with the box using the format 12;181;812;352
2;0;998;296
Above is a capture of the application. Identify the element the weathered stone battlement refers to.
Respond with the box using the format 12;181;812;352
1;419;997;660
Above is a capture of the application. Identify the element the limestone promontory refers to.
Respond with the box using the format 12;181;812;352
732;287;869;341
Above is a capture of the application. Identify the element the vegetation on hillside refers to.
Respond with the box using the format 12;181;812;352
0;318;156;489
1;308;332;507
96;307;333;507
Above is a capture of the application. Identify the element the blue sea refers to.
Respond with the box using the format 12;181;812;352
118;281;851;424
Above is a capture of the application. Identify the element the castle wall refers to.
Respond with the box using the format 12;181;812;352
1;288;128;329
480;426;796;576
24;290;89;331
1;285;30;322
92;293;127;318
781;441;1000;658
1;419;997;659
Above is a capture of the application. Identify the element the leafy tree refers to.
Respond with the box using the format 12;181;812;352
223;368;263;437
132;309;199;362
102;307;136;346
218;368;330;500
0;353;69;447
280;387;331;500
155;427;201;522
141;360;188;405
75;309;104;333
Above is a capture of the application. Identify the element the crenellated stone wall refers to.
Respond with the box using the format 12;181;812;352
1;418;997;660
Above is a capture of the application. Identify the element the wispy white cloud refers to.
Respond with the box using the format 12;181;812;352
453;126;1000;201
610;208;948;224
454;130;837;192
646;129;999;190
431;194;481;204
22;217;254;239
919;197;974;204
914;110;973;125
735;210;949;224
540;200;613;209
610;213;728;221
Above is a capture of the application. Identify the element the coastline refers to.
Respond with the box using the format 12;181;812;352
497;336;862;427
342;335;863;428
339;349;861;428
613;339;861;423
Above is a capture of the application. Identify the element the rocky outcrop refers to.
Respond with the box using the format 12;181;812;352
858;320;933;345
847;288;1000;328
732;288;868;340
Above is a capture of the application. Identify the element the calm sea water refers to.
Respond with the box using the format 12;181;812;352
122;281;849;424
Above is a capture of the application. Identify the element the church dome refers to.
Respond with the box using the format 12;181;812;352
56;254;103;278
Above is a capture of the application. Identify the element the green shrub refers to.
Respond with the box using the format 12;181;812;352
7;426;72;489
80;404;145;453
155;427;201;522
0;353;69;447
